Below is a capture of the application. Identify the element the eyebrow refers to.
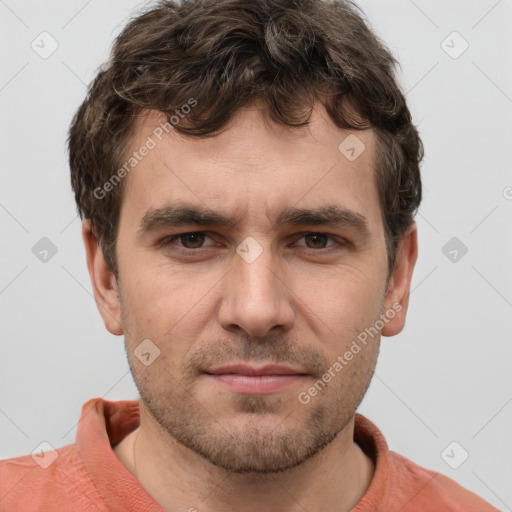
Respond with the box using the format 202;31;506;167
138;202;372;240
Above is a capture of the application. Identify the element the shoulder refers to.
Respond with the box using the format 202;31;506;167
354;414;499;511
387;451;500;511
0;444;105;511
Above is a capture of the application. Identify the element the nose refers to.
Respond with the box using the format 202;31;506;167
218;242;295;338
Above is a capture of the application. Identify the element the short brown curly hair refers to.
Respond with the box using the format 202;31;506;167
68;0;423;279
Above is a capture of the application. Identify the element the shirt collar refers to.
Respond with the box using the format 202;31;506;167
76;398;388;511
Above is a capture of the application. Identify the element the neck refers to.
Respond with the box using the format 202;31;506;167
114;408;375;512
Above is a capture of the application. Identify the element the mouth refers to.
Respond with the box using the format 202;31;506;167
202;363;309;395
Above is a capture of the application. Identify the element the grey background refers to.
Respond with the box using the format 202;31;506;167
1;0;511;509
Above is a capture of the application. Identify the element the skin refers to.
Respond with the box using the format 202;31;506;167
83;101;417;512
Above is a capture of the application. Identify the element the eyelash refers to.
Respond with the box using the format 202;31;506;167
159;231;348;254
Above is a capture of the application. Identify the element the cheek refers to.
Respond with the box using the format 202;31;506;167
118;259;218;357
296;268;384;339
120;247;191;306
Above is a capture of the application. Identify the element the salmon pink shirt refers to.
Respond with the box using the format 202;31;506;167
0;398;499;511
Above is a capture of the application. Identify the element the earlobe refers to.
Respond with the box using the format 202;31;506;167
381;223;418;337
81;220;124;336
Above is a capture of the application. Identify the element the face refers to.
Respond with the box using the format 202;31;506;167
85;102;417;474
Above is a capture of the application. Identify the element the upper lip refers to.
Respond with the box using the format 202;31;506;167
204;364;308;376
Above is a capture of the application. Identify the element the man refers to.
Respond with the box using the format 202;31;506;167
0;0;499;510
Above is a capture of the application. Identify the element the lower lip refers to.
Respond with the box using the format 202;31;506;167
204;373;306;395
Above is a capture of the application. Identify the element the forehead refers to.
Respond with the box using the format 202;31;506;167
118;103;381;231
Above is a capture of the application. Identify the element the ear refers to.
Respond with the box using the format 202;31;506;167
82;220;124;336
381;222;418;337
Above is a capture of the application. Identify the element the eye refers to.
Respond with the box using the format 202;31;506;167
159;231;347;254
161;232;215;250
295;232;345;250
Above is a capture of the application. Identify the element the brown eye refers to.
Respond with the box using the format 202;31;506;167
303;233;330;249
295;232;344;250
179;233;206;249
162;232;214;250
